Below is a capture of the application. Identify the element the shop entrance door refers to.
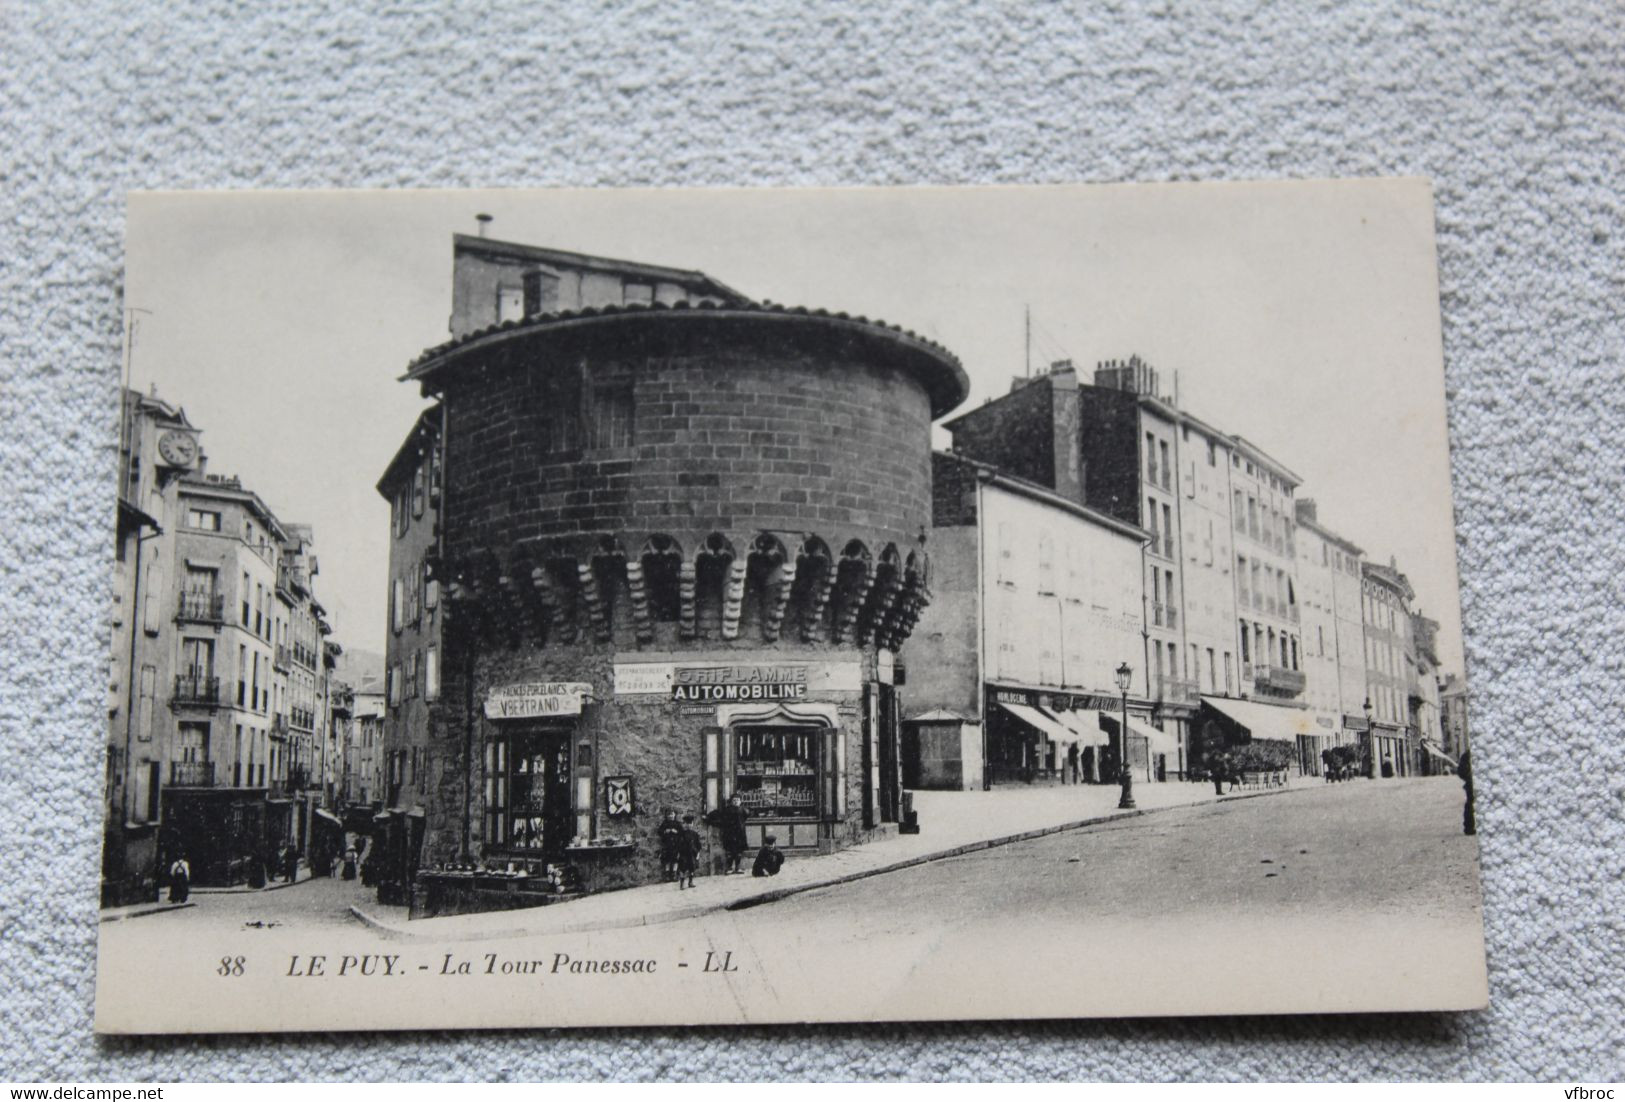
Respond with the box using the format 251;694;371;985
877;682;900;823
508;728;574;858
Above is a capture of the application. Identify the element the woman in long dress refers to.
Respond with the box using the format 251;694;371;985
167;855;191;903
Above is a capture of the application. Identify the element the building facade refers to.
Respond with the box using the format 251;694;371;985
381;234;967;911
1362;559;1416;777
903;455;1163;789
344;689;386;807
1410;612;1452;774
372;406;447;901
943;357;1313;770
104;390;197;905
102;386;349;900
1292;500;1370;772
1439;673;1471;762
163;473;290;885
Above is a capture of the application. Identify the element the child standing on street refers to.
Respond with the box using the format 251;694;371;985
677;814;703;890
656;809;684;882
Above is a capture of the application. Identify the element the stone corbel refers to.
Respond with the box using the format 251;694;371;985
719;558;749;640
761;559;797;642
677;561;699;640
625;558;654;644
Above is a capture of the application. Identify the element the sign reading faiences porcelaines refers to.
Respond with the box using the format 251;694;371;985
96;182;1486;1034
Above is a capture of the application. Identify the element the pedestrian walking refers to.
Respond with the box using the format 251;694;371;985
167;854;191;903
1209;752;1229;796
677;814;702;889
282;844;298;884
705;793;750;875
341;844;358;881
656;809;684;882
751;835;784;878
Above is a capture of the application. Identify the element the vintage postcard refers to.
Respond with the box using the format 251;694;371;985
96;181;1485;1032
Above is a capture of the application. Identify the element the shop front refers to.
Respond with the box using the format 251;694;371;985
984;684;1158;786
414;658;892;917
1292;712;1344;777
1366;721;1411;778
1196;696;1311;779
159;787;266;888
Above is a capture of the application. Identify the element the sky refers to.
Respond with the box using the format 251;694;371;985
125;180;1465;676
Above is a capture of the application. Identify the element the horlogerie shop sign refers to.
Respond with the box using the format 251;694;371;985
671;665;808;703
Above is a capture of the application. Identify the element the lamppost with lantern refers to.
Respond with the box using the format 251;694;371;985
1362;696;1375;778
1115;661;1136;810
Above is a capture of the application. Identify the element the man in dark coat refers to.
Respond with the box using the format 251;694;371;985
656;809;684;882
705;793;750;875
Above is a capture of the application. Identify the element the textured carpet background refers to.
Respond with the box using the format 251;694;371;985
2;0;1621;1082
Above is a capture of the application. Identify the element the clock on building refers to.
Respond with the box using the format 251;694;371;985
157;430;198;469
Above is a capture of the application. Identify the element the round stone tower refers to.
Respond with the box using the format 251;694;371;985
402;299;967;899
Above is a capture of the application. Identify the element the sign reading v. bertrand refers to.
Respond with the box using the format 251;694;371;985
484;682;594;719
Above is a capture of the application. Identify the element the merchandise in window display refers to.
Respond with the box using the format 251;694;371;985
733;727;820;819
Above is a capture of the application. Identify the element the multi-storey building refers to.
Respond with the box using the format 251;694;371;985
944;357;1311;772
344;688;386;808
1292;499;1370;770
1362;559;1416;777
104;388;199;905
903;454;1164;789
162;472;293;884
1227;437;1306;702
1439;673;1471;762
376;408;444;804
1168;411;1243;707
327;681;355;805
376;231;965;913
1410;612;1452;774
102;383;349;897
268;522;330;859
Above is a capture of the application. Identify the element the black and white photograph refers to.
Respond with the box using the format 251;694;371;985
94;181;1487;1033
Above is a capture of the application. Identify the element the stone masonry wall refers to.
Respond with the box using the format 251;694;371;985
440;327;934;565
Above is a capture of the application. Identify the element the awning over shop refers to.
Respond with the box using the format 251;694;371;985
314;807;343;826
1200;696;1314;744
1420;739;1458;767
905;708;971;724
1048;709;1111;748
1126;716;1179;758
997;702;1077;745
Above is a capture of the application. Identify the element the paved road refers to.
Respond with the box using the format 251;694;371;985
749;773;1483;926
659;776;1488;1018
97;777;1487;1027
115;874;403;932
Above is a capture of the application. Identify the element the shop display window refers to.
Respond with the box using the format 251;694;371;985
484;727;573;853
733;726;820;819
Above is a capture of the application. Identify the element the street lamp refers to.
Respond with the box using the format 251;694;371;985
1362;696;1375;778
1115;661;1136;810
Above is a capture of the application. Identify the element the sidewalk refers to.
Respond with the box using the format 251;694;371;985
98;900;196;922
349;774;1327;943
192;863;317;895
